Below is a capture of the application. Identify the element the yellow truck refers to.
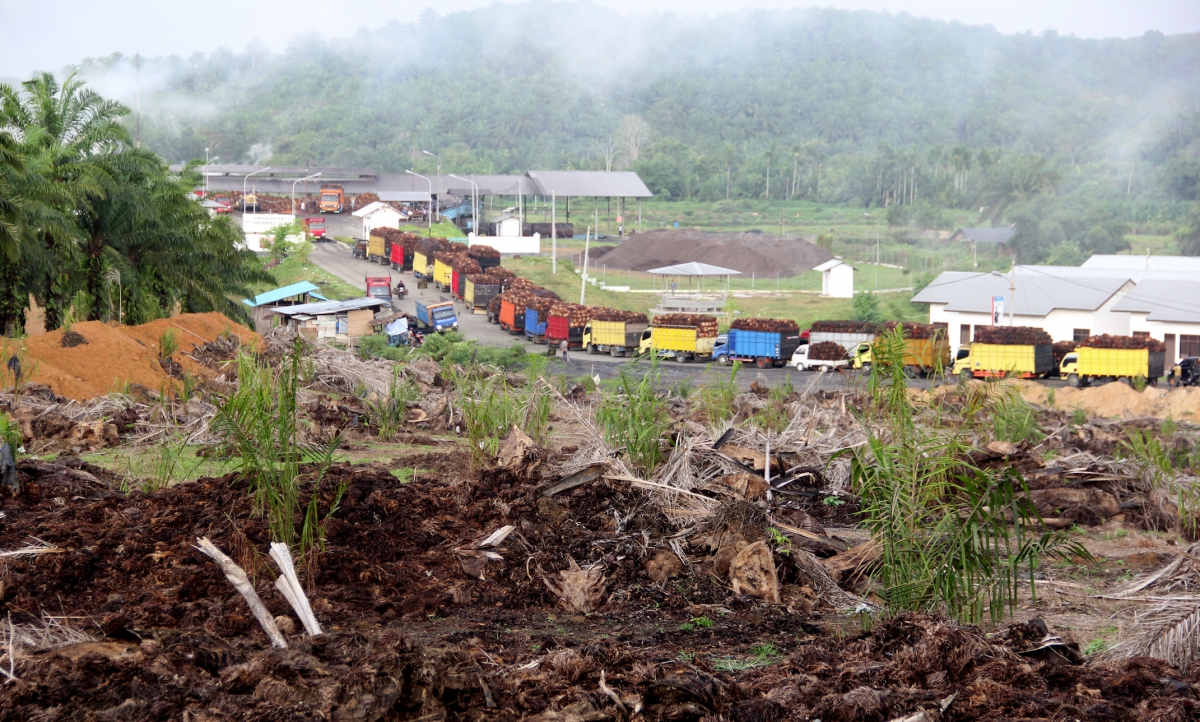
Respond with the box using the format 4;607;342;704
852;336;951;374
638;325;716;362
1060;347;1165;387
412;251;432;280
366;233;388;264
433;257;454;290
582;320;649;357
954;343;1054;380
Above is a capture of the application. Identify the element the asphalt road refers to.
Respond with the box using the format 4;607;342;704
305;241;861;391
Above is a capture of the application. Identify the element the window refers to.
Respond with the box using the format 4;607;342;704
1073;329;1091;343
960;324;971;345
1180;335;1200;358
1133;331;1150;338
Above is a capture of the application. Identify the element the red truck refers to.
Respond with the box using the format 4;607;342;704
365;276;393;305
303;217;326;240
546;314;585;349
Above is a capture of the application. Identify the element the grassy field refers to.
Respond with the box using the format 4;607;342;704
256;243;363;300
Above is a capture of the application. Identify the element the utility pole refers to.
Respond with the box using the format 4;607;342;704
551;191;557;274
580;227;591;304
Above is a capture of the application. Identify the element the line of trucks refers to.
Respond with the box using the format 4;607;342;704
347;231;1171;381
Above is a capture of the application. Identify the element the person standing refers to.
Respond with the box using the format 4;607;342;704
559;339;570;364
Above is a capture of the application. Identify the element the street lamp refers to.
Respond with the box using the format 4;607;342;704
990;270;1015;327
448;174;478;237
406;170;433;236
422;150;441;221
243;166;271;214
292;172;321;215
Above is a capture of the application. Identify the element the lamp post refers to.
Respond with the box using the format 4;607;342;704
422;150;441;221
448;174;479;237
406;170;433;236
292;172;321;216
243;166;271;214
990;270;1015;327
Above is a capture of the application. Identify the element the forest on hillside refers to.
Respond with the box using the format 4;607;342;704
60;3;1200;261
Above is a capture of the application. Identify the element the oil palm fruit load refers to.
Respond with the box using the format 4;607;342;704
467;244;501;259
489;267;517;280
589;308;648;324
731;318;801;333
807;341;849;361
527;296;558;316
548;302;592;328
466;273;501;286
449;255;483;275
369;227;411;244
416;237;452;256
972;326;1053;345
508;277;536;291
488;295;503;317
652;314;720;338
1053;340;1076;367
882;321;942;339
1079;334;1166;352
810;320;882;334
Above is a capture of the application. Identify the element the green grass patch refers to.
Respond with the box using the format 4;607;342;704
83;442;232;490
255;241;362;300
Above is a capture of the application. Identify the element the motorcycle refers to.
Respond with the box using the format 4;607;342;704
394;282;407;301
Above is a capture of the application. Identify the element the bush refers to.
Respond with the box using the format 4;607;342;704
852;292;883;323
158;329;179;360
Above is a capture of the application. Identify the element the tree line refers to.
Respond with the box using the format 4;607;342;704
0;73;270;334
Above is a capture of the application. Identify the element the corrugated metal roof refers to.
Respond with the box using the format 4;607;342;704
912;270;1128;316
648;262;741;276
949;227;1015;244
446;175;529;196
271;297;388;316
352;201;405;218
525;171;653;198
1082;255;1200;273
242;282;328;307
1110;280;1200;323
378;191;431;203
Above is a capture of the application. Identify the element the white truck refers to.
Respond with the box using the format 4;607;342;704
791;344;851;371
808;329;877;356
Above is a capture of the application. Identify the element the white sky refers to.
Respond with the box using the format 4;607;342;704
2;0;1198;79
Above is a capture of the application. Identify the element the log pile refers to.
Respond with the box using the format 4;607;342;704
467;245;501;259
882;321;941;339
807;341;849;361
548;303;591;328
1053;340;1076;368
653;314;719;338
1080;334;1166;352
590;308;648;324
973;326;1053;345
810;320;881;334
731;318;800;333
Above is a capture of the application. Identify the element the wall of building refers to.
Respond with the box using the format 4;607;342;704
823;265;854;298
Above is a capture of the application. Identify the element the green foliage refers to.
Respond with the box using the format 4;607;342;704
158;328;179;360
852;291;882;323
414;331;525;369
457;370;523;464
596;355;670;474
992;395;1044;444
692;616;714;629
213;340;345;558
141;431;207;492
847;327;1088;624
366;367;420;441
521;354;553;445
695;361;740;425
358;333;409;361
0;411;22;453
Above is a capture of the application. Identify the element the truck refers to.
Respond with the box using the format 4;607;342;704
415;301;458;333
1060;347;1165;387
852;335;951;374
389;239;412;271
546;314;586;350
525;308;549;343
790;344;850;372
712;328;803;369
582;320;649;357
303;217;326;240
412;250;433;280
955;343;1054;380
464;277;499;313
367;234;389;264
319;185;345;213
638;326;717;362
499;299;525;334
365;276;393;306
808;326;879;356
433;257;454;291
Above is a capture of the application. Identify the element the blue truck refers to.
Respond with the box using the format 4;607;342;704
713;328;803;369
525;308;548;344
415;301;459;333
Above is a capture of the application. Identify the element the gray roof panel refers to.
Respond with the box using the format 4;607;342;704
912;270;1127;315
525;170;652;198
950;227;1016;244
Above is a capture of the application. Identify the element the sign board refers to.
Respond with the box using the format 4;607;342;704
241;213;297;254
991;295;1004;326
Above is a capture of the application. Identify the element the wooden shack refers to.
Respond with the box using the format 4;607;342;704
270;297;388;343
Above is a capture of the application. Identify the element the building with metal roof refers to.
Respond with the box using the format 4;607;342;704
271;297;387;317
524;171;652;199
913;257;1200;360
241;281;329;333
948;227;1016;245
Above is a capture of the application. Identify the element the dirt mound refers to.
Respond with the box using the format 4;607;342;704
10;313;256;400
598;228;834;277
1008;379;1200;420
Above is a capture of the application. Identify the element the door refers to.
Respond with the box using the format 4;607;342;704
1166;334;1176;364
959;324;971;345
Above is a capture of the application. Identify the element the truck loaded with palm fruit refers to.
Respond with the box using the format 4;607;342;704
639;314;720;362
851;322;951;374
713;318;803;368
808;320;881;357
582;309;650;356
954;326;1055;380
1060;334;1165;387
546;302;591;350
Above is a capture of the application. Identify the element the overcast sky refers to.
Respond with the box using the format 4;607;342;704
2;0;1198;79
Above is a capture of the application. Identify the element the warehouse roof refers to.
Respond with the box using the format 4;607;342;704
949;227;1016;244
353;201;404;218
1082;255;1200;273
242;281;328;307
1110;280;1200;324
912;270;1129;316
446;175;530;196
271;297;387;317
378;191;431;203
525;171;652;198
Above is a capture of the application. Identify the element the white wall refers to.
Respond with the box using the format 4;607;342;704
469;232;541;255
361;208;404;238
822;264;854;298
930;306;1132;345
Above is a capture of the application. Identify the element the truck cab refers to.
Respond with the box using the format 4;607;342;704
417;301;459;333
851;342;872;369
365;277;393;306
638;328;658;357
303;217;326;240
319;186;345;213
1060;353;1079;385
952;345;971;374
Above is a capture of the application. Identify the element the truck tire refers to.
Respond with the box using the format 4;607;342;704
1067;373;1080;388
755;357;770;369
610;346;622;357
587;344;597;354
716;354;729;366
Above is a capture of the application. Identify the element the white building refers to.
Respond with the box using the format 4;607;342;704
353;201;406;239
913;255;1200;363
490;213;522;237
814;259;855;298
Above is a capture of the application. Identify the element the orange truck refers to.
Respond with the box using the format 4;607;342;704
319;184;345;213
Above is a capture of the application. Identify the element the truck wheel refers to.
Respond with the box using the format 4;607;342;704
1067;373;1080;388
716;354;729;366
587;344;597;354
959;368;974;381
755;357;770;369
